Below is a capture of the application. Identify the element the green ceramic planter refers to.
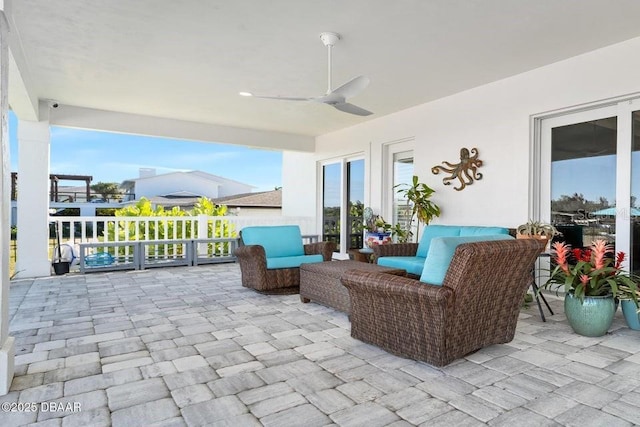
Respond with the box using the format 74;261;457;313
621;299;640;330
564;293;616;337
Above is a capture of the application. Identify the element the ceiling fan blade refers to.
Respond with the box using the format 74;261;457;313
331;75;370;98
333;102;373;116
242;35;372;116
251;95;312;101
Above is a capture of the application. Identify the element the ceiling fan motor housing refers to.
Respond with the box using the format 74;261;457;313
320;32;340;47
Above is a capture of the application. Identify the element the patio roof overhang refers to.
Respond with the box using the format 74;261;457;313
7;0;640;144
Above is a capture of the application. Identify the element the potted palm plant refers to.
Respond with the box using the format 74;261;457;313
395;175;441;242
544;240;639;336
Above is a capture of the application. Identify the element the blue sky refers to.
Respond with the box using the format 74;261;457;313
552;155;616;203
552;153;640;206
8;112;282;192
322;160;364;207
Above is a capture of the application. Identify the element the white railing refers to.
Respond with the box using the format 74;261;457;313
49;215;318;272
49;215;317;243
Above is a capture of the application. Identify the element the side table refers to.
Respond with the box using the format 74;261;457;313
532;252;554;322
348;248;374;263
300;260;405;313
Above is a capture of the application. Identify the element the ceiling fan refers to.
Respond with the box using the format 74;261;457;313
240;32;373;116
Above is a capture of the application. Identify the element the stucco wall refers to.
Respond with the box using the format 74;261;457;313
283;36;640;233
282;151;316;217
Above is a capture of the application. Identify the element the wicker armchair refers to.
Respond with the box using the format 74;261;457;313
234;228;335;294
341;239;541;366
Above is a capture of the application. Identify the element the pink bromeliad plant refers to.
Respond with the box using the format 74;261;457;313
544;239;639;305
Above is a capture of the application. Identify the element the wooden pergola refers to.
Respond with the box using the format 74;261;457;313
10;173;93;202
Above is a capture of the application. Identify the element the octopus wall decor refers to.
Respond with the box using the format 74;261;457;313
431;147;483;191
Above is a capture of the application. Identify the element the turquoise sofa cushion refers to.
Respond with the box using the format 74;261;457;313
416;225;462;258
377;256;426;276
266;254;324;269
241;225;304;258
415;225;511;258
419;235;514;286
459;226;509;236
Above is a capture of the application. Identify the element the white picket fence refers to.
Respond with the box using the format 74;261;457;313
49;215;317;272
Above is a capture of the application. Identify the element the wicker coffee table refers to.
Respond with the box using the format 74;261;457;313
300;260;406;313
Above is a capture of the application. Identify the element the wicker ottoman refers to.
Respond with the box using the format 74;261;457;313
300;260;406;313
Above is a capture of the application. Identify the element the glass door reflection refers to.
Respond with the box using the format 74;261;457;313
631;111;640;274
550;117;617;250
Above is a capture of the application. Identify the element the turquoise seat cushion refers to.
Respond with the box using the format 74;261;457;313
266;254;324;269
419;235;514;286
377;256;426;276
459;226;509;236
241;225;304;258
416;225;462;258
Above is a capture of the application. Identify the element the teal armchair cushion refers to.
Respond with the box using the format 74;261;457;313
377;256;426;277
241;225;305;258
419;235;514;286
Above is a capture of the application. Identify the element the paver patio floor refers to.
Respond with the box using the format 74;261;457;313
3;263;640;426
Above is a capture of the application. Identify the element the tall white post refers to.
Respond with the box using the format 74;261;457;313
15;103;51;278
0;7;15;396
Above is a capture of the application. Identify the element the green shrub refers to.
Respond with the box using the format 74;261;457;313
105;197;236;257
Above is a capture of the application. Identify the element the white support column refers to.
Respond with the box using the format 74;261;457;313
15;103;51;278
0;5;15;396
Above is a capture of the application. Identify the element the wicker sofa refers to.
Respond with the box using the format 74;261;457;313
341;239;541;366
373;225;512;277
234;225;336;294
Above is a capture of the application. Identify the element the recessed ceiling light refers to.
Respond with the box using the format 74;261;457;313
238;92;253;97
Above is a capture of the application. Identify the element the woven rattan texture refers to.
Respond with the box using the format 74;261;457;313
300;260;405;313
341;239;541;366
372;243;419;258
234;232;336;294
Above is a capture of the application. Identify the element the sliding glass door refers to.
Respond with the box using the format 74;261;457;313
321;157;364;254
631;112;640;273
322;163;341;247
541;101;638;272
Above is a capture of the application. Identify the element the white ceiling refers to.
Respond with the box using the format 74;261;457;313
9;0;640;137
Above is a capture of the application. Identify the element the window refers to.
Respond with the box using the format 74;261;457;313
347;160;365;249
392;151;414;236
383;139;414;240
